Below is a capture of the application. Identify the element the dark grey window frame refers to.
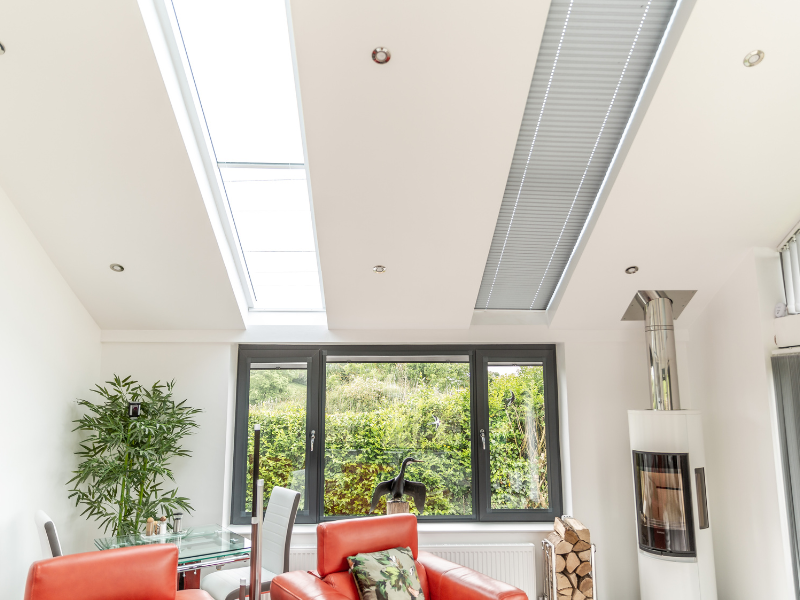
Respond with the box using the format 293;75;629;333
231;344;561;524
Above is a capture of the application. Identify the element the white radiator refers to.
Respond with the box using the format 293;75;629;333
289;544;536;598
289;546;317;571
421;544;535;598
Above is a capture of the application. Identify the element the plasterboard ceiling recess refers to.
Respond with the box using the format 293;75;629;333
477;0;678;310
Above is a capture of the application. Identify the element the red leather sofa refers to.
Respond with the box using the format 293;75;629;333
270;514;527;600
24;544;213;600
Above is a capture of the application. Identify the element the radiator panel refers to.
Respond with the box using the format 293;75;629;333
420;544;535;597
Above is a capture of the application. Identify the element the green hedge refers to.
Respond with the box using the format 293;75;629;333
245;364;547;516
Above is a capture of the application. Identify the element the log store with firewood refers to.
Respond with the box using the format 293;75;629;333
543;516;595;600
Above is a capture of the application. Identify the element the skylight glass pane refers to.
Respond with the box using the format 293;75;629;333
221;167;322;310
171;0;304;163
168;0;324;311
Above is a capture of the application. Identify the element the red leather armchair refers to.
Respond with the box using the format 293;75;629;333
270;515;527;600
24;544;213;600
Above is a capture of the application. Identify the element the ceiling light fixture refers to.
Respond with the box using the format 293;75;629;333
110;263;125;272
743;50;764;67
625;266;639;275
373;265;387;273
372;47;390;64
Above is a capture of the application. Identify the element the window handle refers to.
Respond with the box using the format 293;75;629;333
310;430;316;452
480;429;486;450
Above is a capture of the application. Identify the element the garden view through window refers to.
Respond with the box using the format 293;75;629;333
488;363;549;510
324;359;472;517
234;346;560;523
245;363;308;516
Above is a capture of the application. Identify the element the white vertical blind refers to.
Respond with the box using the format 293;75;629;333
476;0;678;310
770;354;800;594
790;239;800;315
783;242;798;315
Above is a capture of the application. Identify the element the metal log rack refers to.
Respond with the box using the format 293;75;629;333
541;517;598;600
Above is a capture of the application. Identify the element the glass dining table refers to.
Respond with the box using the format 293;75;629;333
95;524;250;588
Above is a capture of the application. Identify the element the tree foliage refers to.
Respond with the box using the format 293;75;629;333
246;363;548;516
68;376;201;536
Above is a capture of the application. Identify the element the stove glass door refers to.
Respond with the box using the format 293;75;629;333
633;451;696;557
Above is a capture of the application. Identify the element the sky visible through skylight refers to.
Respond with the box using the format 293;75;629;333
170;0;323;310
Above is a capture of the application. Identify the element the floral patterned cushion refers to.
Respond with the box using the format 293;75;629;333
347;546;425;600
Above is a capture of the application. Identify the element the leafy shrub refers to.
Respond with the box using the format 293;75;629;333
245;363;547;516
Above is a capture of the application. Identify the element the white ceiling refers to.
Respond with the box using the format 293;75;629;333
0;0;244;330
1;0;798;333
548;0;800;330
290;0;551;329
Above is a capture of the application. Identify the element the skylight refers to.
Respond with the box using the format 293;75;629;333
168;0;323;310
475;0;678;310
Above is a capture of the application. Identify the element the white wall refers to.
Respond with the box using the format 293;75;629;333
100;343;237;528
686;248;793;599
565;338;648;600
98;330;648;599
0;186;102;598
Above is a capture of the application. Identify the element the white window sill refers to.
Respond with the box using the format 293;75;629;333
228;521;553;536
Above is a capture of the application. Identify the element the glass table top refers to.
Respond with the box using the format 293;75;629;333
94;525;250;565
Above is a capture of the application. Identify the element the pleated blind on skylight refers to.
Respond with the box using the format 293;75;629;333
476;0;678;310
170;0;323;311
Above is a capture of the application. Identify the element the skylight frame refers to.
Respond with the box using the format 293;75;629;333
152;0;326;312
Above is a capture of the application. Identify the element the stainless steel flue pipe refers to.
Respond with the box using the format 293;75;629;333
636;291;681;411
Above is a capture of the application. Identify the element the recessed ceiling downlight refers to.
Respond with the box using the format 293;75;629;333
743;50;764;67
625;266;639;275
110;264;125;272
372;47;390;64
373;265;387;273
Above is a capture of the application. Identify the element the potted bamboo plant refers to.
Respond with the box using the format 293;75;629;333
68;375;201;536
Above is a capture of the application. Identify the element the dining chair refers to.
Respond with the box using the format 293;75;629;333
34;510;63;558
201;486;301;600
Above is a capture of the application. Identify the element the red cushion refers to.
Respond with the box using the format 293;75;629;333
316;514;418;578
177;591;214;600
321;572;359;600
415;560;430;600
417;552;526;600
24;545;179;600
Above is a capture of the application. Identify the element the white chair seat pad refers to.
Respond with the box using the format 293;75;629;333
200;566;279;600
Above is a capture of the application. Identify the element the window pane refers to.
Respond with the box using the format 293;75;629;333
324;362;472;517
487;363;548;509
221;167;322;310
170;0;304;163
246;366;308;515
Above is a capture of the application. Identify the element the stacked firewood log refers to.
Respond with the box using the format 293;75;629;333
545;517;593;599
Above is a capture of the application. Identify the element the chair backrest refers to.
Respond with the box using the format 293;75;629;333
262;486;301;575
316;514;418;578
34;510;62;558
24;544;178;600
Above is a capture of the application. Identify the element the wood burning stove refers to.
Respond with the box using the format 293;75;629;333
632;451;696;557
626;291;717;599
